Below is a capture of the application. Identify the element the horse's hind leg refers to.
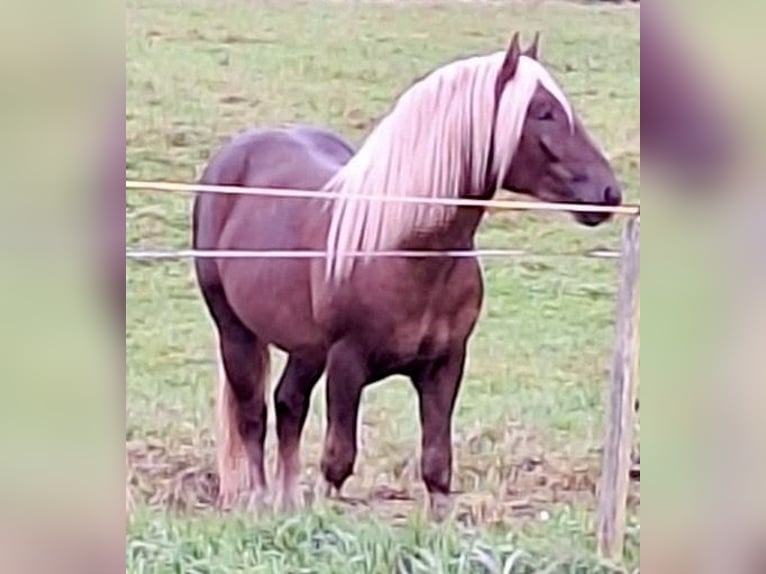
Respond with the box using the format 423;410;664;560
274;353;325;511
198;277;270;509
412;347;467;522
216;328;270;509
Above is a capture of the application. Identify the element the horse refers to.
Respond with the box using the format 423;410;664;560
192;32;623;519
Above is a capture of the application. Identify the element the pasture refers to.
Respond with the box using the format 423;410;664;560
126;0;640;571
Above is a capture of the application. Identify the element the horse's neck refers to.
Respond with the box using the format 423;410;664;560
399;206;486;251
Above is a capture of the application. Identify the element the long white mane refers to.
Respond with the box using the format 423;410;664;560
324;52;572;282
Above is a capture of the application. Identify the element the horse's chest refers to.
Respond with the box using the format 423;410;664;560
327;260;483;365
388;310;453;359
377;285;481;364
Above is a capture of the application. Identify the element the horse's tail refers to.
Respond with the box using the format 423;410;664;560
215;334;270;502
192;135;271;504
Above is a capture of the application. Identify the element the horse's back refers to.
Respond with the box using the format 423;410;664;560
193;126;354;249
291;124;356;160
192;125;354;351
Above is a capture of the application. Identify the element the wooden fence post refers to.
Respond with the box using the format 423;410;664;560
597;216;640;561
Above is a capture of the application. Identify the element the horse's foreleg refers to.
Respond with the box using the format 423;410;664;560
412;347;466;522
320;341;368;497
274;353;325;511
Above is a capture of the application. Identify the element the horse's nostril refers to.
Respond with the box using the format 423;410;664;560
604;185;622;206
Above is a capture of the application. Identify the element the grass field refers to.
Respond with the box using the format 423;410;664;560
126;0;640;571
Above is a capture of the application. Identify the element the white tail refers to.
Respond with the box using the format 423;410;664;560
214;337;271;505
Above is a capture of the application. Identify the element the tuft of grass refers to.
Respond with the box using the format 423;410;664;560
127;508;639;574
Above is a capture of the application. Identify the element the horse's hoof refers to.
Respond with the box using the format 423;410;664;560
321;479;341;500
428;492;453;523
246;489;272;515
276;487;304;513
217;487;270;514
216;490;239;512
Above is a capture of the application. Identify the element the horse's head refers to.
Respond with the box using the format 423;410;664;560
499;33;623;226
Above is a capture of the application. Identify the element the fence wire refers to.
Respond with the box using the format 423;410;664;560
126;180;638;262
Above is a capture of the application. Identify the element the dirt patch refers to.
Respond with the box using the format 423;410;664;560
127;434;639;525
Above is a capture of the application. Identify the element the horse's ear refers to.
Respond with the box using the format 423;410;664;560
525;32;541;60
499;32;522;84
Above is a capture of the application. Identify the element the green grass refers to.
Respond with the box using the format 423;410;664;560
128;509;639;573
127;0;640;570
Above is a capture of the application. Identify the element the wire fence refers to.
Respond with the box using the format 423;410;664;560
126;247;622;261
126;181;640;215
126;180;638;262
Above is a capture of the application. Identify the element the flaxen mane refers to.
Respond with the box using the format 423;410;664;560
324;52;573;281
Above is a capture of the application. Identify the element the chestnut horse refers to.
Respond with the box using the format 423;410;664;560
192;33;623;518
